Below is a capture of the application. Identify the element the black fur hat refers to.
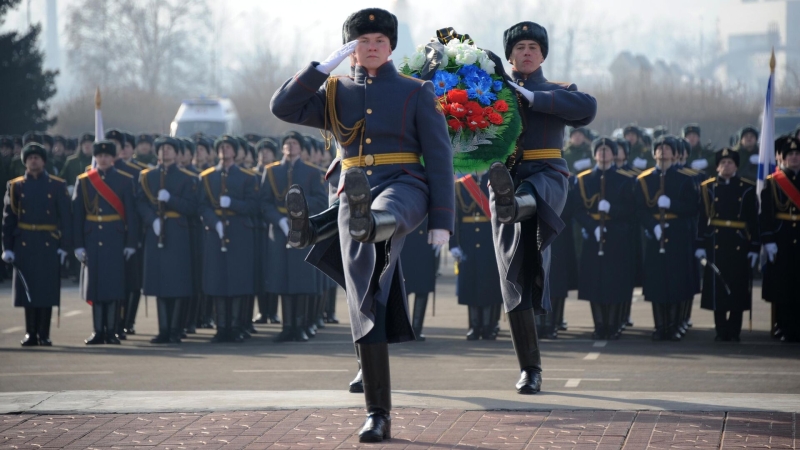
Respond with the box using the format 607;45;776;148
282;131;307;149
256;138;278;154
714;147;739;167
682;123;701;138
22;143;47;163
592;137;618;156
80;133;95;144
342;8;398;50
652;135;679;155
503;21;548;60
154;136;181;154
181;138;196;155
623;124;642;138
136;133;154;146
777;136;799;158
214;134;240;152
93;140;117;158
737;126;759;142
105;129;126;146
22;131;42;145
0;136;13;149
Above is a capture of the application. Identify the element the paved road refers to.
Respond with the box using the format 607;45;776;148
1;262;798;394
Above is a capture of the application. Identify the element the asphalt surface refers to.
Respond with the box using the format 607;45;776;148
1;261;798;395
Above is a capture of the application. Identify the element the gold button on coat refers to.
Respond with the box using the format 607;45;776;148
365;138;372;144
366;109;373;114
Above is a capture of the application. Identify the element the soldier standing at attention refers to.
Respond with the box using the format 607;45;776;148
734;126;760;182
271;8;454;442
695;148;759;342
198;135;259;343
572;138;636;339
624;124;652;170
138;137;198;344
2;143;72;346
253;138;281;325
760;137;800;342
73;141;138;345
486;21;596;394
400;217;439;341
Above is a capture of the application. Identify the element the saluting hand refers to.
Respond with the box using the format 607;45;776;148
316;40;358;74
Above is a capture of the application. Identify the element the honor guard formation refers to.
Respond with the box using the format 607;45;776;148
2;7;800;444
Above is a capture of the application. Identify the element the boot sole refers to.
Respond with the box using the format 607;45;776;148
344;169;372;241
286;185;309;248
488;162;515;223
349;383;364;393
517;386;541;395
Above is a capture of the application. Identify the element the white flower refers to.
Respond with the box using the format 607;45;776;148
477;51;495;75
407;49;426;71
444;40;461;58
455;47;478;66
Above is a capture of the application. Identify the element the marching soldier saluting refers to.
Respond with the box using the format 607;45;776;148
634;136;699;341
198;135;259;343
2;143;72;346
573;138;636;340
73;141;138;345
760;137;800;342
695;148;758;342
137;137;198;344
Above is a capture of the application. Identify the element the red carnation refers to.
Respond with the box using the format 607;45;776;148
464;101;483;116
449;103;467;118
447;89;469;104
483;106;495;116
447;119;464;131
488;112;504;125
467;114;489;131
493;100;509;112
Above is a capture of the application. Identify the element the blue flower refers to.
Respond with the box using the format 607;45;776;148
432;70;459;96
467;78;497;105
492;80;504;92
457;64;492;85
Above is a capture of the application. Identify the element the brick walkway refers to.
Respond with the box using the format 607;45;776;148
1;409;796;449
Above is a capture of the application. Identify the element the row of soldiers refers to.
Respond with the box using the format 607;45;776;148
1;129;346;346
542;122;800;342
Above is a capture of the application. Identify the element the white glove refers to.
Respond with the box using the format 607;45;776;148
428;229;449;247
450;246;464;262
123;247;136;260
749;154;759;165
74;248;87;263
748;252;758;268
279;217;290;236
694;248;706;260
67;185;75;196
654;224;663;241
432;243;442;257
633;157;648;169
690;159;708;171
657;195;671;209
1;250;14;263
764;243;778;263
598;199;611;213
153;218;161;236
509;82;534;103
316;40;358;74
593;226;606;242
215;221;224;239
157;189;170;202
220;195;231;208
57;249;68;265
573;158;592;172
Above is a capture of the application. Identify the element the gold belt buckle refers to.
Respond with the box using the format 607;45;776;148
364;154;375;166
725;220;731;226
793;215;798;221
98;216;103;222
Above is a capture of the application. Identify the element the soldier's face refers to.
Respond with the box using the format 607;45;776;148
81;142;93;155
614;150;627;165
654;145;674;163
195;146;209;164
509;40;544;75
95;153;114;170
159;145;177;166
235;147;246;164
785;150;800;171
354;33;392;72
569;132;586;146
136;143;152;155
24;154;44;173
716;158;736;178
219;143;236;162
624;133;638;145
282;138;302;159
259;149;275;165
123;143;134;159
685;133;700;147
594;146;614;165
244;151;254;168
740;132;757;148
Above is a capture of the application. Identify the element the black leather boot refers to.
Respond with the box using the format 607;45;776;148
325;287;339;323
287;185;340;249
507;308;543;394
344;169;397;243
315;294;326;329
123;291;140;335
169;298;184;344
184;295;199;334
37;308;52;346
667;303;682;341
242;296;255;337
466;306;482;341
230;297;245;343
151;298;171;344
293;296;309;342
677;301;689;336
115;300;127;340
303;295;317;338
489;162;538;224
651;303;664;341
547;297;565;339
21;307;38;346
358;342;392;443
411;294;428;341
481;306;499;340
624;299;634;327
211;297;229;343
267;293;281;323
104;302;121;344
254;294;269;324
274;295;294;343
607;304;621;340
85;304;105;345
590;302;605;340
349;343;364;393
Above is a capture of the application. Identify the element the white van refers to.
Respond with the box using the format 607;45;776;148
169;97;242;138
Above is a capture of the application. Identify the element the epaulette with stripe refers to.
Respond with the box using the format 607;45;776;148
740;177;756;185
677;167;699;177
140;167;154;177
241;167;258;176
48;175;66;183
636;167;656;179
577;169;593;179
125;161;142;171
399;73;424;83
116;169;133;178
701;177;716;186
616;169;635;178
77;172;89;180
180;168;198;178
303;161;326;172
266;162;280;169
9;176;24;184
200;167;216;178
85;165;92;172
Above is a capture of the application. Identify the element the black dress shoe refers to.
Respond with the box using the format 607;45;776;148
105;334;121;345
124;327;136;335
252;314;268;324
117;330;127;340
185;325;197;334
268;314;281;324
466;328;481;341
325;315;339;324
358;413;391;443
211;330;229;343
38;338;52;347
150;334;170;344
85;333;105;345
516;369;542;394
231;331;245;343
20;334;38;346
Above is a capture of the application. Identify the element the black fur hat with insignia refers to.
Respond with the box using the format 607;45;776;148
282;131;308;149
682;123;701;138
93;140;117;157
623;124;642;139
136;133;154;146
737;126;759;142
22;131;42;145
777;136;800;158
652;135;679;155
592;136;618;156
124;132;136;148
0;136;13;149
256;138;279;155
181;138;195;155
80;133;95;144
22;143;47;163
503;21;548;60
214;134;240;152
714;147;739;167
154;136;181;154
342;8;398;50
105;129;126;146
